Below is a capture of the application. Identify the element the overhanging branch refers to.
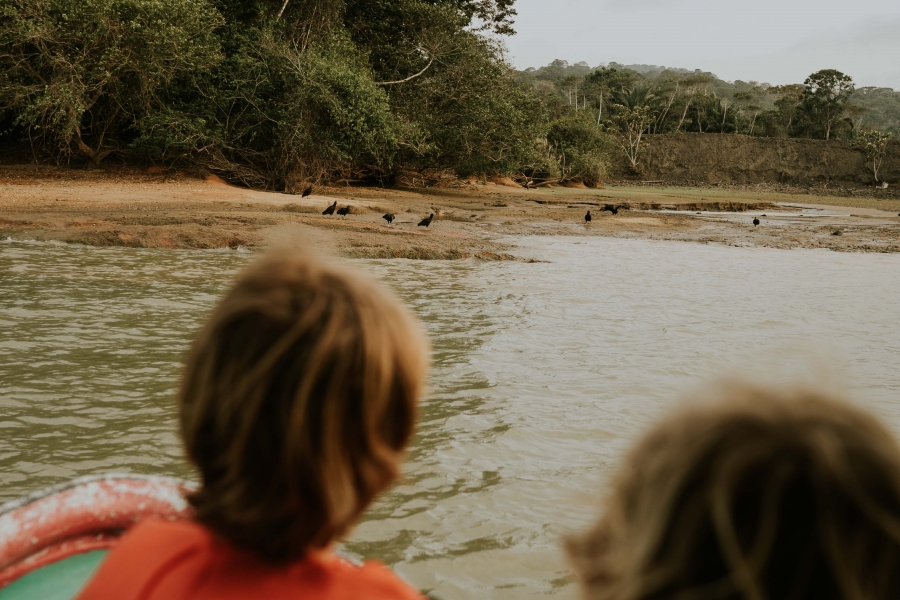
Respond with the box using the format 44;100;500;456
375;51;433;86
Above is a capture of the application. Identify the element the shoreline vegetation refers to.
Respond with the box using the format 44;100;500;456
2;166;899;259
2;0;899;193
2;1;899;258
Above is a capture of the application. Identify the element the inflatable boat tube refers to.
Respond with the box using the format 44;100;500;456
0;474;193;600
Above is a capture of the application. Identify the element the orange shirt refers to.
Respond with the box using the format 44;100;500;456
75;519;424;600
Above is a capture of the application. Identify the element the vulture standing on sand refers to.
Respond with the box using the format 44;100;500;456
322;201;337;216
383;213;395;225
584;210;592;223
301;185;313;198
337;206;351;218
753;217;760;227
418;213;435;228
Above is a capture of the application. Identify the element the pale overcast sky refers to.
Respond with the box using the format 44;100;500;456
505;0;900;89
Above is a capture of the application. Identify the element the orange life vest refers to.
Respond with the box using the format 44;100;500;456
75;519;424;600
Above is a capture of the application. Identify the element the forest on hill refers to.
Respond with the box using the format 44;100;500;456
520;60;900;138
0;0;895;189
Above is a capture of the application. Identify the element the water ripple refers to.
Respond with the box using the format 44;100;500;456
3;239;900;599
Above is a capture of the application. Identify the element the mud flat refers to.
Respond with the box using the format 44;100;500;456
2;166;899;258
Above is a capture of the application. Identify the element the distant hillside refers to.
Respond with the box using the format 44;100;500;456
520;60;716;83
518;60;900;137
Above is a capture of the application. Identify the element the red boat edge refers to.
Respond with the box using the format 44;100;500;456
0;474;194;589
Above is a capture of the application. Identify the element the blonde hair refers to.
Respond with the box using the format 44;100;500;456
568;384;900;600
178;250;429;563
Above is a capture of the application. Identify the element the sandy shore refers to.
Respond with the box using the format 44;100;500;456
2;167;899;259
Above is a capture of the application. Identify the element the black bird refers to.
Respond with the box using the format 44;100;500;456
301;185;313;198
601;204;627;215
337;205;351;218
753;217;760;227
584;210;592;223
382;213;395;225
418;213;434;228
322;201;337;216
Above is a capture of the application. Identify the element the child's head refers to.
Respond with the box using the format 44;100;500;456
568;384;900;600
177;251;429;563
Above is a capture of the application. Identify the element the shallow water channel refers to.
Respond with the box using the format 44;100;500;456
2;237;900;598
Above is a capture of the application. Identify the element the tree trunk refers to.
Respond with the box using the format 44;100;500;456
597;90;603;125
277;0;290;19
748;112;758;136
657;85;678;133
677;96;693;132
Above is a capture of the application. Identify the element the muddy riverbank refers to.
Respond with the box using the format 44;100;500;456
2;166;899;258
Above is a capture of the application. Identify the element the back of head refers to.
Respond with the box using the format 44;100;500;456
568;384;900;600
178;250;429;563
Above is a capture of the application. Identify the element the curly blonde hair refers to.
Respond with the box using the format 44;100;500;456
568;384;900;600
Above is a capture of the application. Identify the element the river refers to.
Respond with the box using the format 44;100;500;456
2;236;900;598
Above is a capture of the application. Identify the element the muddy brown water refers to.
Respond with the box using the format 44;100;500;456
2;237;900;598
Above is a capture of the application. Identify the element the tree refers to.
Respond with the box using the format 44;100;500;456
672;73;716;133
611;105;654;173
0;0;223;164
383;29;546;178
546;113;613;186
583;67;635;124
800;69;855;140
0;0;546;186
190;28;401;189
851;87;900;137
733;91;762;135
852;129;892;183
769;84;805;136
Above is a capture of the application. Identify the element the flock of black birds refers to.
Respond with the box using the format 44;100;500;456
317;194;434;228
314;185;789;231
321;200;351;218
379;211;433;228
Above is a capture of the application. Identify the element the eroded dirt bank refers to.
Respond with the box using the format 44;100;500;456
634;134;900;188
2;167;899;259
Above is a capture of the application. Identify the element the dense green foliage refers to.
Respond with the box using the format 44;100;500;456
520;59;900;139
852;129;892;182
519;59;900;177
0;0;222;164
3;0;897;188
0;0;556;189
546;113;613;185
